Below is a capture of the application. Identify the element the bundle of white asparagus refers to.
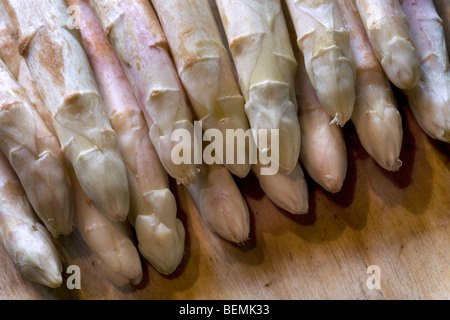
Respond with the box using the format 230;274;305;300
3;0;130;222
285;0;356;127
70;0;185;275
400;0;450;142
90;0;250;244
0;0;450;291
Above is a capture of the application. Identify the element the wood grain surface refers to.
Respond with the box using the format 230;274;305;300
0;93;448;300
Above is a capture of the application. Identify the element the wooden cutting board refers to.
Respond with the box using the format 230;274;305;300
0;93;448;300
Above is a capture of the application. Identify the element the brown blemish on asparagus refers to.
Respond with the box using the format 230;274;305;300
38;31;64;87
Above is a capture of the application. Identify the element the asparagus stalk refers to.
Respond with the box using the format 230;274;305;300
151;0;251;178
89;0;199;186
71;171;143;287
186;163;250;243
295;50;348;192
399;0;450;142
0;151;62;288
354;0;421;90
0;1;57;137
0;1;20;78
71;0;185;275
4;0;130;222
433;0;450;54
337;0;403;171
0;58;73;237
285;0;356;127
215;0;301;174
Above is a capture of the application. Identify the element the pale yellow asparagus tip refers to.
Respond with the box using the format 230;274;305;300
201;167;250;243
400;0;450;142
285;0;356;127
254;162;309;214
8;223;63;288
0;151;62;288
354;0;421;90
187;164;250;243
73;172;143;287
353;105;403;172
94;235;143;286
135;189;185;275
246;81;301;173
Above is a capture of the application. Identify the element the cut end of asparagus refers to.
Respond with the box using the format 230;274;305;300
254;162;309;215
11;223;63;288
135;189;185;275
381;37;421;90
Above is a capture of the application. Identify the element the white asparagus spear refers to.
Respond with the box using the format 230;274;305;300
89;0;199;186
151;0;251;178
354;0;421;90
337;0;403;171
215;0;301;174
283;2;347;193
400;0;450;142
71;171;143;287
72;0;185;275
4;0;130;222
285;0;356;127
295;51;348;192
0;151;62;288
186;163;250;243
0;58;73;237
